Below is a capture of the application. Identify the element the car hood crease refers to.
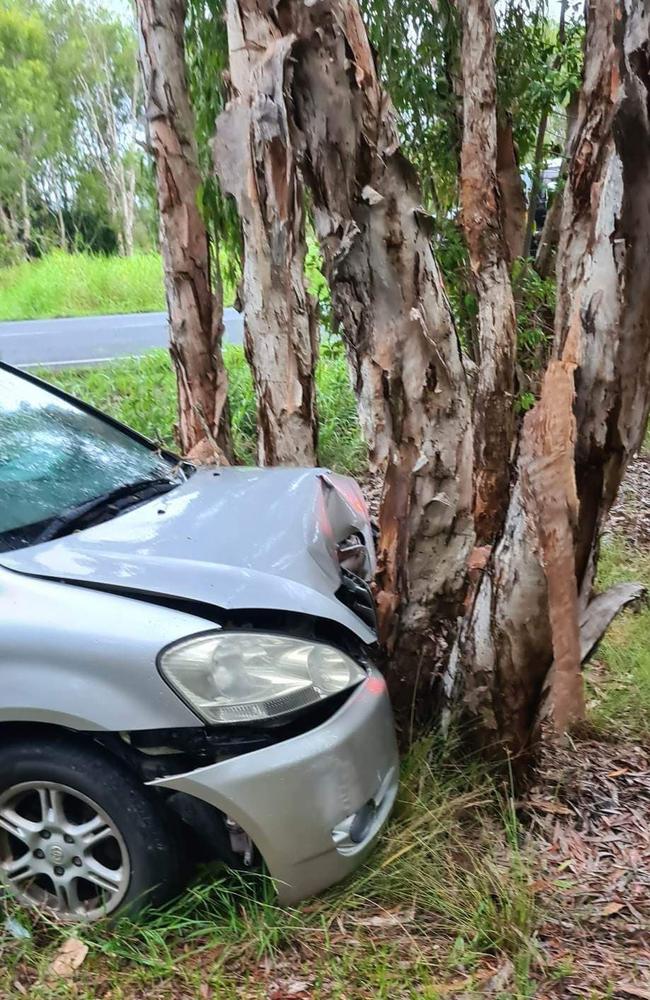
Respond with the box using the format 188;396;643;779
0;467;377;643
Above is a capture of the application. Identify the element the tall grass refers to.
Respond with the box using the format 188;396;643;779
41;343;367;475
0;251;166;321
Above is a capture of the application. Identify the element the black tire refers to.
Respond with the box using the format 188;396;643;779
0;733;185;921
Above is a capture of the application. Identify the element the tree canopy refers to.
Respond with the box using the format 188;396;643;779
0;0;155;261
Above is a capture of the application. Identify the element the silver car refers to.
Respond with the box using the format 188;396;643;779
0;362;398;922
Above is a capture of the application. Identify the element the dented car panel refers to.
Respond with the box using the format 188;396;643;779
0;362;398;913
150;668;399;904
1;467;377;644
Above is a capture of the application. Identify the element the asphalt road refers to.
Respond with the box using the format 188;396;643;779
0;308;245;369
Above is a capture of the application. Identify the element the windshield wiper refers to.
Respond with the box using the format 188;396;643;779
33;477;180;545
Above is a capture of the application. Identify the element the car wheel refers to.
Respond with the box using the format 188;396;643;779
0;735;184;922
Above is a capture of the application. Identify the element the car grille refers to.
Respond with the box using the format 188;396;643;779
335;568;377;631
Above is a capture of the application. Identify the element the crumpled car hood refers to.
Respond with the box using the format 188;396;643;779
0;467;377;643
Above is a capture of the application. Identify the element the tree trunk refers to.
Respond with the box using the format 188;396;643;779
20;178;31;254
458;0;518;543
56;206;66;250
121;164;136;258
534;91;579;280
522;0;569;260
120;70;140;259
222;0;649;755
136;0;231;461
555;0;650;598
281;0;474;727
213;0;319;467
461;0;650;750
521;107;549;260
0;202;16;241
496;117;526;262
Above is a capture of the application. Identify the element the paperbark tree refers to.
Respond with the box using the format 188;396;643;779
236;0;649;754
458;0;518;543
461;0;650;749
136;0;231;461
77;35;140;257
278;0;474;728
213;0;319;466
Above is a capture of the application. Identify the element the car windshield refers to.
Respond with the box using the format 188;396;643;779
0;368;177;551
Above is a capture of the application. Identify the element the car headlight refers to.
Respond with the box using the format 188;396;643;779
159;631;367;724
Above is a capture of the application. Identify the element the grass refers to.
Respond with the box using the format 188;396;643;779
0;251;167;321
0;742;539;999
0;246;326;323
41;342;367;475
587;539;650;741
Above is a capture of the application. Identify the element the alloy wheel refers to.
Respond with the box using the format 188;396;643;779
0;781;130;921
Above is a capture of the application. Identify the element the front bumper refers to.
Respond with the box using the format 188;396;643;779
149;669;399;904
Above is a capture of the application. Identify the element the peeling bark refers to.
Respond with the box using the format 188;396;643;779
578;583;645;662
214;1;318;467
136;0;231;461
275;0;474;722
520;350;584;734
214;0;649;754
458;0;518;543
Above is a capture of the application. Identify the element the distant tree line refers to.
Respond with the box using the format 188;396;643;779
0;0;157;264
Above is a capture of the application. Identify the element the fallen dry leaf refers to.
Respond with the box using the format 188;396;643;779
47;937;89;979
482;959;514;994
616;986;650;1000
353;911;412;928
524;799;572;815
268;980;311;999
600;901;625;917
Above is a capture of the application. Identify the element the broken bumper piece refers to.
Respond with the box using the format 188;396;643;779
149;669;399;904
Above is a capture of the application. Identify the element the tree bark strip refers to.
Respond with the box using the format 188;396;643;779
136;0;231;461
458;0;518;543
214;1;318;467
281;0;474;724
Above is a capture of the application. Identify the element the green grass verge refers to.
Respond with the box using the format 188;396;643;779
0;246;328;323
588;539;650;741
0;251;167;321
40;343;367;476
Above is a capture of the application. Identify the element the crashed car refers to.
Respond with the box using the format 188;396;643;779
0;362;398;921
